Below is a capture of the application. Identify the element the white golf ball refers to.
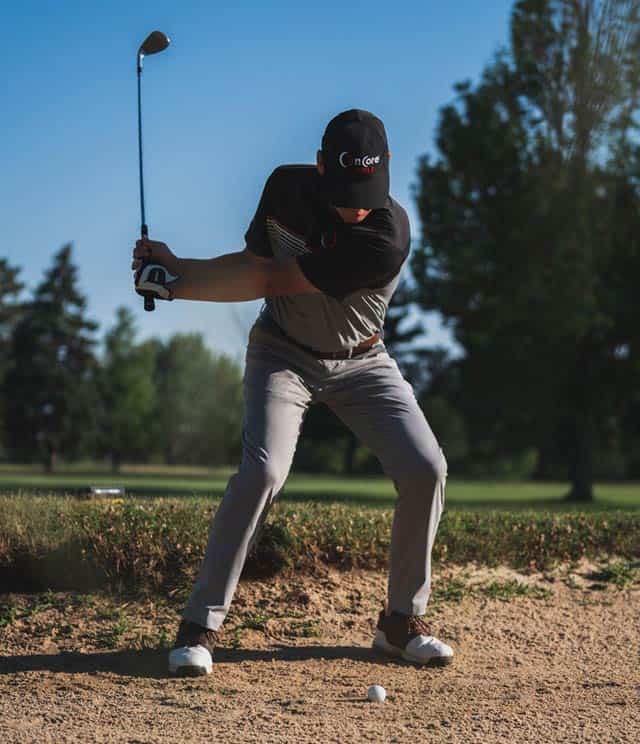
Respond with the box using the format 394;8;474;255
367;684;386;703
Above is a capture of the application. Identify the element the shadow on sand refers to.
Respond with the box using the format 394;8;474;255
0;644;401;679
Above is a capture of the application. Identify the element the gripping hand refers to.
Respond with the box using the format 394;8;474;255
134;262;179;301
132;238;180;308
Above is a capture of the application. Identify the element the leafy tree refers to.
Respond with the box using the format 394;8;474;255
98;307;157;471
202;352;244;466
412;0;640;500
3;244;98;470
153;333;243;466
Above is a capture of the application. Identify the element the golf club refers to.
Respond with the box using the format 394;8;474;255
137;30;170;312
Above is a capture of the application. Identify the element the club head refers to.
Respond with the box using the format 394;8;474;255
139;30;170;57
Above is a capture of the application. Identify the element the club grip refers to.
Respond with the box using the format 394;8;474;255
140;224;155;311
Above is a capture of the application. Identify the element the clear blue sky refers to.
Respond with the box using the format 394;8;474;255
1;0;513;360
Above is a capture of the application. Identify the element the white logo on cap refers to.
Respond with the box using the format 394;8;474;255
338;152;382;168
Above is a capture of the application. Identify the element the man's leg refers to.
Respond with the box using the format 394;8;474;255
325;351;447;618
181;339;312;632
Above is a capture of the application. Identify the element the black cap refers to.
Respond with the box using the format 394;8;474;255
321;109;390;209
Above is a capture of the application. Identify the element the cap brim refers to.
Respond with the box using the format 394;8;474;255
324;171;389;209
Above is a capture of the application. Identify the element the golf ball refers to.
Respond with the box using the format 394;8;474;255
367;684;386;703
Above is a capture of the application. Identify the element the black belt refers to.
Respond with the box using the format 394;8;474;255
260;316;382;360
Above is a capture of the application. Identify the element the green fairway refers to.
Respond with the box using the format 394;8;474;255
0;464;638;511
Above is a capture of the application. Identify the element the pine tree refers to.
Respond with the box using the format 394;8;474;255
0;259;25;457
3;244;98;470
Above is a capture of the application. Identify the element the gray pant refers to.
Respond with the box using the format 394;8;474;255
183;318;447;630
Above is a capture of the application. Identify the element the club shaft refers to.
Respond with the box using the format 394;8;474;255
137;61;153;310
137;66;147;235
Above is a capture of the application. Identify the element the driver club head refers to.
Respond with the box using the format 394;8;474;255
139;30;170;57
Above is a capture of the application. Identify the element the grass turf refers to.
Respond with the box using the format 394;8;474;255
0;464;638;511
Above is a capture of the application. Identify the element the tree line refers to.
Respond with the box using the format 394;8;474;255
0;246;244;472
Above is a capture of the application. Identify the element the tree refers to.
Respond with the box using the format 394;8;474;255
0;259;24;344
3;244;98;470
0;259;24;457
412;0;640;500
153;333;243;466
98;307;157;471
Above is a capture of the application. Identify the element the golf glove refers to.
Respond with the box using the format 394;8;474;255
135;262;179;301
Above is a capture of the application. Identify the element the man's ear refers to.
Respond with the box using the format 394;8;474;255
316;149;325;175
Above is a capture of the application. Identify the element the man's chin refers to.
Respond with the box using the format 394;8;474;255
333;206;372;223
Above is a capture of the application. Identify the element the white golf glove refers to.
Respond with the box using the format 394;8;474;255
134;262;179;301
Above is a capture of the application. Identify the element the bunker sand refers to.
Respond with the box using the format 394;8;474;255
0;563;638;743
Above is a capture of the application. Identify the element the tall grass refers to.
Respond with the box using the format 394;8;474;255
0;494;638;594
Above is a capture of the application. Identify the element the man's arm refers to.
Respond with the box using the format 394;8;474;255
174;249;321;301
133;239;320;302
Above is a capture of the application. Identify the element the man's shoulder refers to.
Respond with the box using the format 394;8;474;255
387;196;410;235
265;164;318;194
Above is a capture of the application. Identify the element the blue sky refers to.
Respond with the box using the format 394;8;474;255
1;0;513;360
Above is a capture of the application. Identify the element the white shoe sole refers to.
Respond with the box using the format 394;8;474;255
372;629;453;666
168;645;213;676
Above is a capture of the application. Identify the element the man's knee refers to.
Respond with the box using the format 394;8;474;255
238;456;287;494
402;447;447;488
434;448;448;483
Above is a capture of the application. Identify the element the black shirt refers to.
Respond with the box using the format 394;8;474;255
244;165;410;302
243;164;410;352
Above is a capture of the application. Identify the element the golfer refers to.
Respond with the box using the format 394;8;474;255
133;109;453;676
